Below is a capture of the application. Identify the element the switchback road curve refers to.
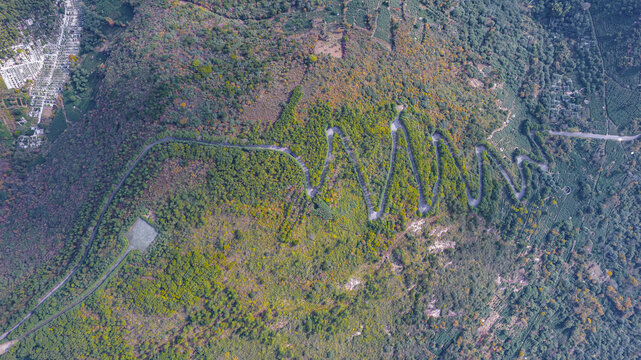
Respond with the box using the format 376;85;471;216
1;107;639;354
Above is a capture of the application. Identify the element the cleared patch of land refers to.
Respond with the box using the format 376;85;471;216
125;218;158;252
314;25;344;58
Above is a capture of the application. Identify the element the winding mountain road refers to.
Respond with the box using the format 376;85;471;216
1;107;639;355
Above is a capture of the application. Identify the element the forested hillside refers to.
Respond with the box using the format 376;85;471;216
1;0;641;358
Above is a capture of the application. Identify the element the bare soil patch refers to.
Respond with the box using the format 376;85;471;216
425;299;440;317
428;239;455;254
0;109;14;132
144;159;211;201
428;225;449;238
40;106;54;120
587;261;608;283
477;310;500;336
238;62;305;127
344;277;362;291
314;25;344;59
403;218;425;237
469;78;484;88
0;340;16;355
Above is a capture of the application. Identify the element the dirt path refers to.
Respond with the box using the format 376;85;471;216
487;103;514;140
59;95;70;124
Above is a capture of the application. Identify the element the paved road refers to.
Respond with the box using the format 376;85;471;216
548;131;641;142
2;108;640;354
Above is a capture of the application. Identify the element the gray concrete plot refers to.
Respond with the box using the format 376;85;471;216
125;218;158;251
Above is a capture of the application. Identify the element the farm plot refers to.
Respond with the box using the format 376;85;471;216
390;0;402;17
366;0;380;12
323;0;343;23
586;93;608;133
605;81;641;130
345;0;368;29
374;7;392;43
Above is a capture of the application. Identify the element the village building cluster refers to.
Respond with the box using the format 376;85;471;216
0;0;81;148
0;43;45;90
548;74;583;125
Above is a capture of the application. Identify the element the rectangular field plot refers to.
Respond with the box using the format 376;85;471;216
323;0;343;22
126;218;158;252
605;81;641;129
346;0;368;28
404;0;420;18
390;0;402;17
367;0;380;12
374;7;391;43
